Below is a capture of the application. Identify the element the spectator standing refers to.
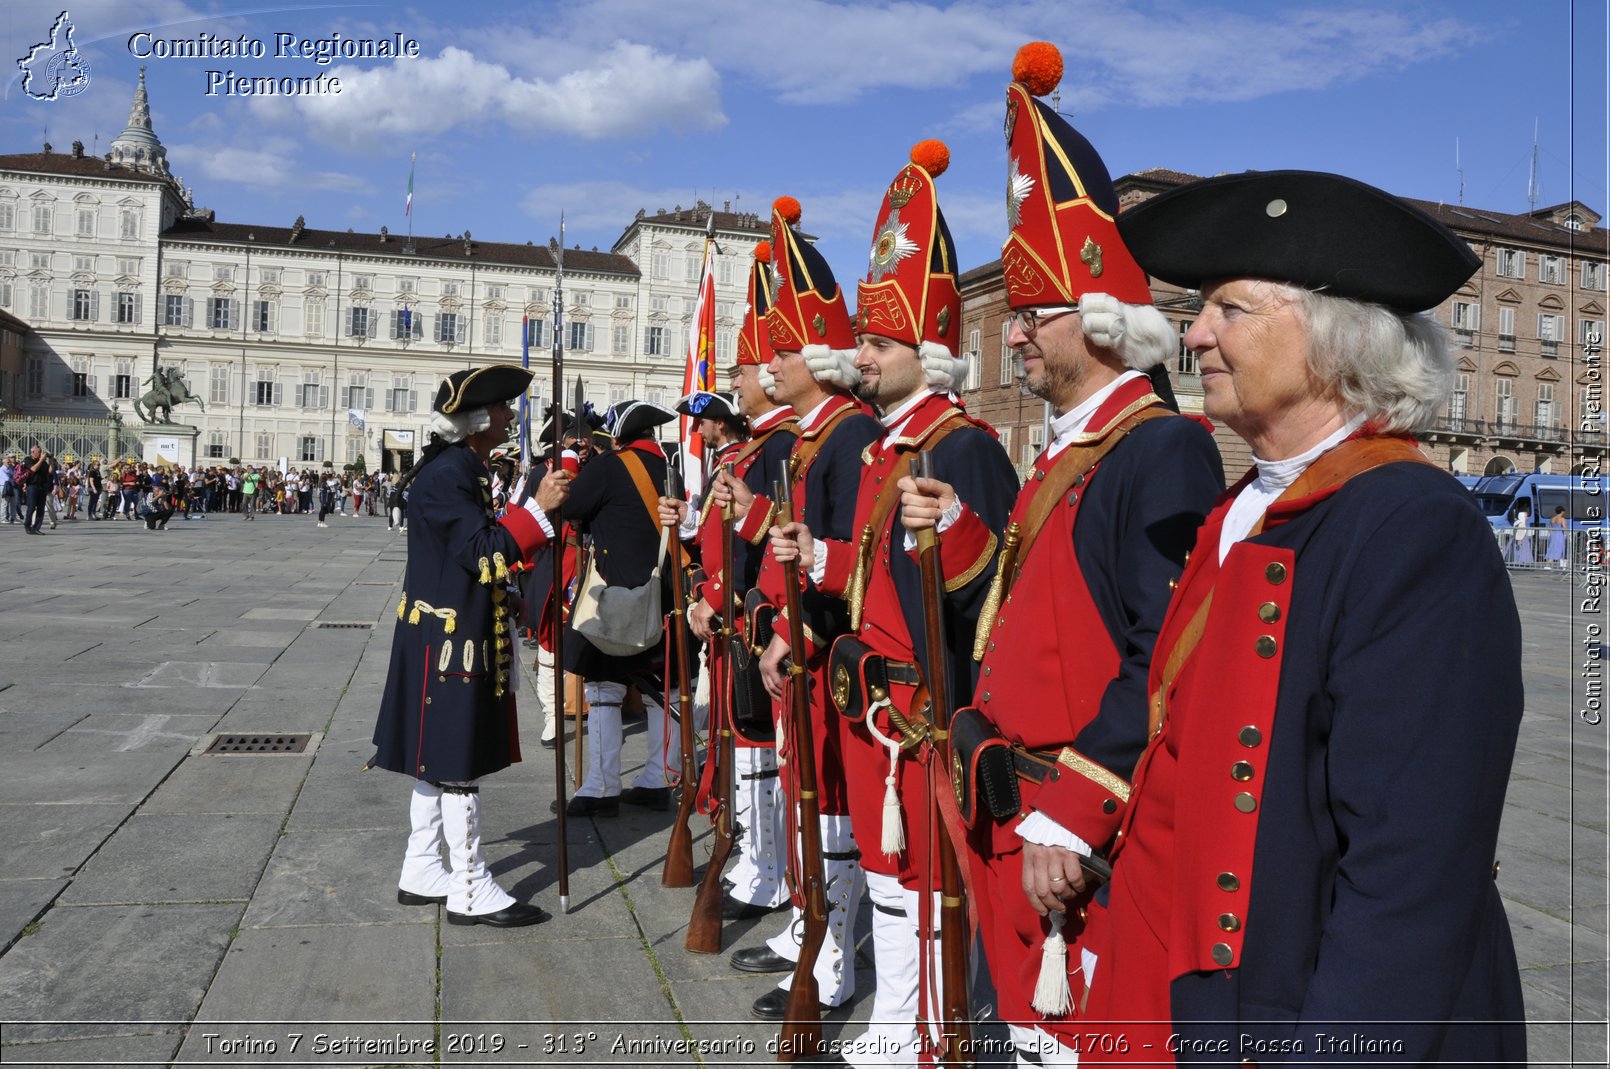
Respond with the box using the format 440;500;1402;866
85;463;103;521
20;445;49;534
0;455;16;524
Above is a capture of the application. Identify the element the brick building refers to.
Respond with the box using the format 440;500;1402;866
961;168;1610;481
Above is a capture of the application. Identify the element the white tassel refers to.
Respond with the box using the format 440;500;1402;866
1032;910;1073;1017
863;699;905;858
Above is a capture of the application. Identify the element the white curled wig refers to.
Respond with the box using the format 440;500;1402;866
428;405;493;443
1287;285;1454;435
758;365;778;398
802;344;861;390
918;341;970;392
1077;293;1175;371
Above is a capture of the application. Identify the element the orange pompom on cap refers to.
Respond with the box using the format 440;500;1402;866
753;240;771;262
1012;41;1063;97
910;139;950;179
772;196;802;226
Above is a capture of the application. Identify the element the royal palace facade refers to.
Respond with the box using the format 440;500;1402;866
0;73;765;471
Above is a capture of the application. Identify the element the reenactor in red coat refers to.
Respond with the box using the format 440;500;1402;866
901;45;1223;1064
712;196;884;1019
768;140;1017;1066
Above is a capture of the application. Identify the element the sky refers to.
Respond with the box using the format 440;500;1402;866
1;0;1606;282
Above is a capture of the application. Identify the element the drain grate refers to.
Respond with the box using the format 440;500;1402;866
204;733;312;755
314;622;374;630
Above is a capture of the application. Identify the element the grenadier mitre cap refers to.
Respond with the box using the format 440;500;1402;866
1002;42;1152;309
1116;170;1482;313
736;241;777;369
856;139;963;358
765;196;857;354
433;364;533;415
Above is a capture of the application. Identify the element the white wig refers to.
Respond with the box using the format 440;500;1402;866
1286;284;1454;435
802;344;861;390
1078;293;1175;371
918;341;970;392
428;405;492;443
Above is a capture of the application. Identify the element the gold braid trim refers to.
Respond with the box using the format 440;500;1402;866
493;552;509;582
973;521;1021;661
1056;748;1132;803
477;557;492;585
846;524;876;631
406;600;460;634
747;500;777;545
397;595;406;620
945;529;997;594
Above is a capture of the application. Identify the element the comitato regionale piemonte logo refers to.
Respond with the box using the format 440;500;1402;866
17;11;92;101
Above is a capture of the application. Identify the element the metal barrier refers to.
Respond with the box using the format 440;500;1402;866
0;415;144;463
1497;526;1602;571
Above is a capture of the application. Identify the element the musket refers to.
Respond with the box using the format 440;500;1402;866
662;460;698;888
910;453;972;1067
686;462;738;953
549;221;570;915
571;372;586;792
775;469;826;1062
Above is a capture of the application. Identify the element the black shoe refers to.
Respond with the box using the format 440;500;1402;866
397;888;446;906
723;897;786;921
750;987;834;1021
445;901;550;928
621;785;670;811
539;736;556;750
550;794;619;817
730;945;794;974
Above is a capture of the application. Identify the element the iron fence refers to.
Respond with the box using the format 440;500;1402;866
0;415;144;463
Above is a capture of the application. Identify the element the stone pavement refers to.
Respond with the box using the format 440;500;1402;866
0;511;1601;1068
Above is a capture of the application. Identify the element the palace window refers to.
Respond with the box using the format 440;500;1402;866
1495;248;1524;278
70;288;97;322
115;292;138;325
209;364;229;404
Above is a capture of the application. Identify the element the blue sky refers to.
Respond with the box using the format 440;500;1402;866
3;0;1606;279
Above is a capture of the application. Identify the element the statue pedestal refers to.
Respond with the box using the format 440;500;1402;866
143;425;199;469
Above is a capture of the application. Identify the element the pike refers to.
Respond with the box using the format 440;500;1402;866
548;219;570;915
571;371;585;792
686;462;738;953
661;460;698;888
910;452;972;1066
775;468;826;1061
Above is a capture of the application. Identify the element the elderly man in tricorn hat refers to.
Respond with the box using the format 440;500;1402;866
1068;167;1528;1062
371;364;571;927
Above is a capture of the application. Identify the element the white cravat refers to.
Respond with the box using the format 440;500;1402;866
1217;416;1364;564
1044;371;1147;459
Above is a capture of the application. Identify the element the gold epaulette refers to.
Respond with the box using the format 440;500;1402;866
406;600;459;634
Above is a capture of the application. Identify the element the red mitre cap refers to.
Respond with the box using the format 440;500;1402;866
736;240;777;368
1002;42;1151;309
765;197;856;353
856;140;963;356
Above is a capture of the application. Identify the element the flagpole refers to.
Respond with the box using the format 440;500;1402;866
404;152;416;254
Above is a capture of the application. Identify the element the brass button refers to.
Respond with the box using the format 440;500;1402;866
984;666;991;676
1231;761;1254;782
439;675;447;683
1239;725;1263;747
1265;562;1287;584
1067;490;1079;506
1257;601;1281;624
1074;473;1085;487
1218;913;1242;932
418;764;426;774
1035;470;1045;481
1217;872;1240;892
1234;792;1257;813
1254;635;1277;658
988;642;996;652
1102;799;1118;814
1182;551;1191;567
982;692;991;702
425;697;433;705
1168;577;1178;592
1211;943;1233;966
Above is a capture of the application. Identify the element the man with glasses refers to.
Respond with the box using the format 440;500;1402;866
897;44;1223;1066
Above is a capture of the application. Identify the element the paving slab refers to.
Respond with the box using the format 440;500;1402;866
0;802;128;881
0;1029;184;1067
239;826;438;930
176;923;436;1063
139;755;311;816
0;902;241;1041
60;813;283;906
0;878;68;951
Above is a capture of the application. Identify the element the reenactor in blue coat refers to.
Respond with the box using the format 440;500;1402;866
1075;170;1528;1064
371;364;571;928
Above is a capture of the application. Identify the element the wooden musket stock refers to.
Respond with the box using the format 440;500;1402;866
662;464;698;888
911;454;973;1067
686;462;739;952
775;473;826;1061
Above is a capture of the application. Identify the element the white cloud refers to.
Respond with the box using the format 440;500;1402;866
259;41;724;149
165;137;371;193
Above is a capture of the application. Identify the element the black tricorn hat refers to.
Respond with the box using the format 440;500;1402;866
675;390;742;422
433;364;533;414
534;402;573;444
604;399;677;442
1116;170;1481;313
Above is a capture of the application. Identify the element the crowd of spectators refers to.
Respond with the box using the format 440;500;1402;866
0;451;408;533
